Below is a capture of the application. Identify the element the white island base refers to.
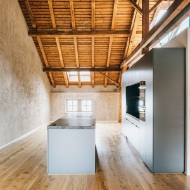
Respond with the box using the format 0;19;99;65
47;117;95;175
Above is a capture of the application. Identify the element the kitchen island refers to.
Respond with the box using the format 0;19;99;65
47;114;95;174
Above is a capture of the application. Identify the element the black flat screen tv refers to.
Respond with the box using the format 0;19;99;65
126;83;140;119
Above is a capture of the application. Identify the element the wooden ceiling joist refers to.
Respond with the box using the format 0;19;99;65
91;0;95;30
121;0;190;68
43;67;121;72
149;0;163;14
78;72;81;88
48;0;56;30
111;0;119;30
55;37;69;88
37;36;55;87
24;0;36;28
29;30;131;38
91;72;95;88
127;0;143;15
70;0;76;30
91;37;95;87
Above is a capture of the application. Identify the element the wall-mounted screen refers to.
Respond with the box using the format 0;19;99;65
126;81;145;121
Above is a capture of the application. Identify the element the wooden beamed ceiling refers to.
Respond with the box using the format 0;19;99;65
18;0;189;88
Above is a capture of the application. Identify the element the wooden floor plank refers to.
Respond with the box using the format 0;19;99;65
0;122;190;189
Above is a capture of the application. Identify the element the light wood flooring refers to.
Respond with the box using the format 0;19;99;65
0;123;190;190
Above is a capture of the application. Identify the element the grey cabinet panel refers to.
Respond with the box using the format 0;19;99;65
122;48;185;173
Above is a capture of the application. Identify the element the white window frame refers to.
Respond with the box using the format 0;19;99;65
66;99;93;113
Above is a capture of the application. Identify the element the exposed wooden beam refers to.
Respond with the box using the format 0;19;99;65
105;37;113;87
99;72;120;87
111;0;119;30
48;0;56;30
24;0;36;28
121;0;189;68
91;0;95;30
91;72;95;87
29;30;131;38
43;67;121;72
92;37;95;87
118;71;121;85
78;72;81;88
142;0;149;39
123;0;141;59
149;0;163;14
37;36;55;87
70;0;76;30
127;0;143;15
74;37;79;68
55;37;69;88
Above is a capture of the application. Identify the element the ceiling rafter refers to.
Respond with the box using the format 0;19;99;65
70;0;76;30
28;30;131;38
43;67;121;72
24;0;36;28
142;0;149;39
123;0;141;59
127;0;143;15
149;0;163;13
121;0;190;68
78;72;81;88
91;37;95;87
48;0;56;30
37;36;55;87
55;37;69;88
91;0;95;30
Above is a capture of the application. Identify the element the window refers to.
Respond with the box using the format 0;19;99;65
82;100;92;112
67;71;91;82
67;100;78;112
66;99;93;113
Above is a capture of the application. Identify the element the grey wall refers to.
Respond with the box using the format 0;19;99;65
51;90;120;122
0;0;51;148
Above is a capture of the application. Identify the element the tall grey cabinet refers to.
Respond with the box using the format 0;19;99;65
122;48;185;173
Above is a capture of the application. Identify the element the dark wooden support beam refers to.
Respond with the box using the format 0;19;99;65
142;0;149;39
24;0;36;28
29;30;131;38
43;67;121;72
149;0;163;14
99;72;120;87
121;0;189;68
127;0;143;15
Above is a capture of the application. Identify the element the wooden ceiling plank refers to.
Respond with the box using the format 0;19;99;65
43;67;121;72
48;0;56;30
55;37;69;88
28;30;131;37
149;0;163;13
99;72;120;87
142;0;149;39
121;0;190;68
70;0;76;30
123;0;141;59
24;0;36;28
37;36;55;87
91;0;95;30
127;0;143;15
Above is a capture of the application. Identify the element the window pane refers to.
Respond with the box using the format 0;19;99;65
73;100;78;106
68;106;73;111
68;100;73;106
82;106;87;111
73;106;77;111
86;100;91;106
86;106;92;111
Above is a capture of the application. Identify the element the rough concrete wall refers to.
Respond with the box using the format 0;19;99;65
51;92;119;122
0;0;51;147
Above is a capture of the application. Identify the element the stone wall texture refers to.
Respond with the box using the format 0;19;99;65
0;0;51;147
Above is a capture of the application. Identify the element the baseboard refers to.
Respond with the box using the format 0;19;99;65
0;121;52;150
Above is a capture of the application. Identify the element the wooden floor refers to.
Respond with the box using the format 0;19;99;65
0;123;190;190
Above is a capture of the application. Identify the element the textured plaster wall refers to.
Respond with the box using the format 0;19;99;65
51;92;119;122
0;0;51;147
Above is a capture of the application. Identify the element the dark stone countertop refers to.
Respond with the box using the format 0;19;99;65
48;114;95;129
